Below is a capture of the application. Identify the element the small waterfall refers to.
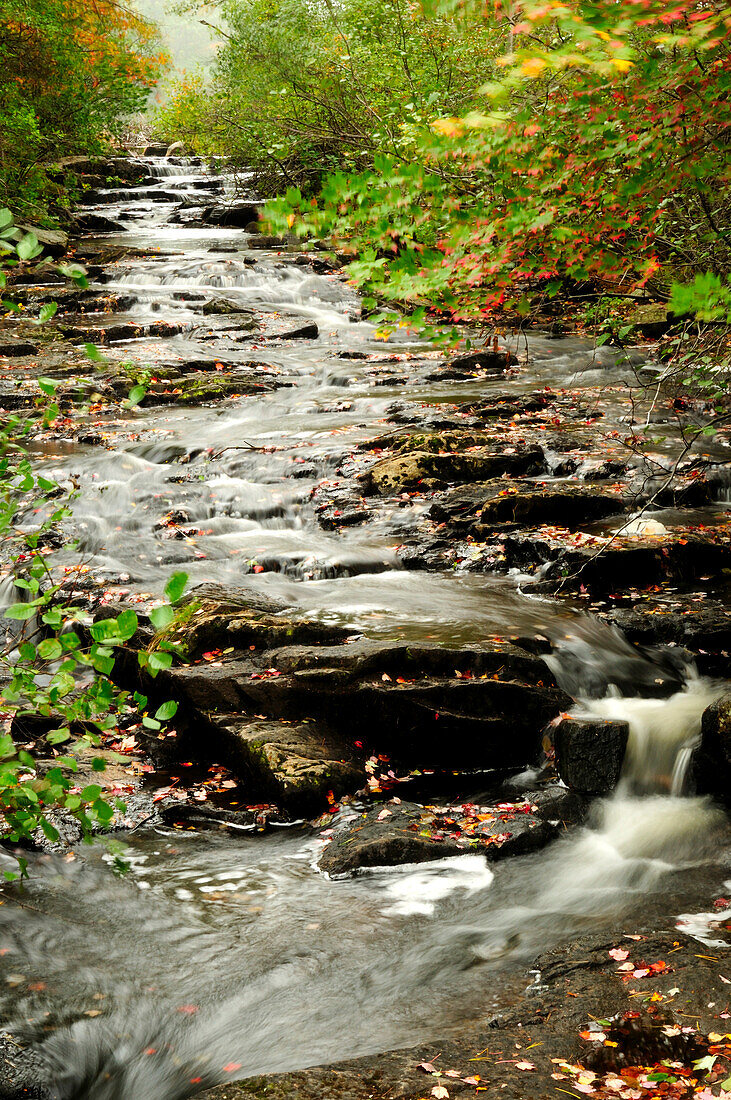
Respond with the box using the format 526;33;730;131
147;159;196;178
576;679;722;795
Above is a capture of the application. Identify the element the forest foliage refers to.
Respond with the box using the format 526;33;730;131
156;0;731;340
0;0;165;219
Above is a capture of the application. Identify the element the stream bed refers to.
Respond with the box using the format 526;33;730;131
1;157;730;1099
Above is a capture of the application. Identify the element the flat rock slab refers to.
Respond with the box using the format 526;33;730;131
140;635;570;811
361;445;545;494
201;714;364;813
318;799;559;875
500;527;731;593
430;480;628;530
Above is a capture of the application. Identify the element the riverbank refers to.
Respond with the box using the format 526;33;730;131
0;152;729;1098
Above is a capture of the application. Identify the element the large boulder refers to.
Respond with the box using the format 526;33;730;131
443;348;518;375
318;799;559;875
71;212;126;234
693;692;731;797
361;444;545;494
157;639;567;762
201;715;363;813
202;201;264;227
554;717;629;795
430;480;627;531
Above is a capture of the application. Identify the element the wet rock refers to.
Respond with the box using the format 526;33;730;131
0;341;39;357
442;348;518;375
200;297;258;319
318;799;559;875
60;321;186;344
148;640;570;799
693;692;731;796
165;590;350;659
459;391;556;420
248;234;288;249
503;529;731;594
530;785;590;824
202;201;264;227
603;604;731;677
159;802;288;831
430;480;627;532
201;715;364;812
279;322;319;340
361;445;545;494
71;212;127;234
554;716;629;795
0;1033;53;1098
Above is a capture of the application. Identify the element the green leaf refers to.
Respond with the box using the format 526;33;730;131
148;650;173;671
4;603;37;620
155;700;178;721
47;729;71;745
16;232;42;261
142;716;162;730
40;819;60;842
84;343;104;361
91;757;107;772
38;377;60;396
81;784;102;802
164;572;188;604
115;609;138;640
149;604;175;631
0;209;13;230
128;385;146;406
37;303;58;324
37;638;63;660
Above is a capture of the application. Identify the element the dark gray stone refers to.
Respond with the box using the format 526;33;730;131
446;348;517;374
319;799;559;875
555;717;629;795
693;692;731;797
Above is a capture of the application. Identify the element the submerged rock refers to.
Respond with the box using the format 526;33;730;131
279;322;319;340
319;799;559;875
554;716;629;795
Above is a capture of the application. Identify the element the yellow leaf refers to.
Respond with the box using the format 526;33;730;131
286;213;296;228
611;58;634;72
521;57;546;78
431;117;463;137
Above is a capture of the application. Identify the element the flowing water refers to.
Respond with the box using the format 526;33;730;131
2;157;730;1098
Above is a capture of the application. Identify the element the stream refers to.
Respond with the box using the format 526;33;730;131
1;157;730;1099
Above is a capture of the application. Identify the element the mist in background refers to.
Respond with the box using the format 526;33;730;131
133;0;221;91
